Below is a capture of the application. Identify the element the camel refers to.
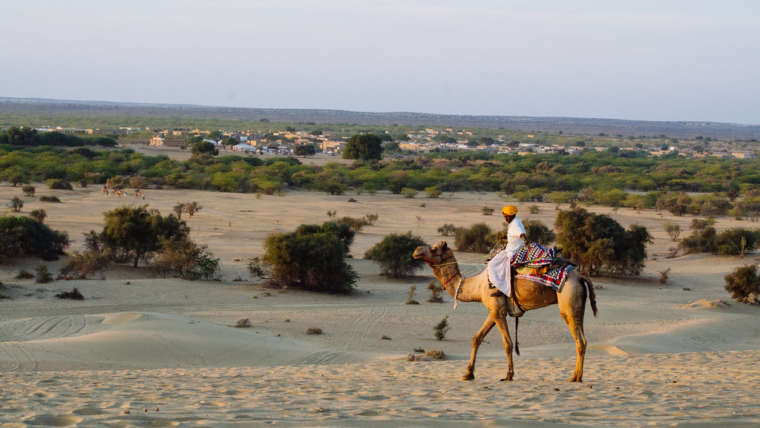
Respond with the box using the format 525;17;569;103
413;241;597;382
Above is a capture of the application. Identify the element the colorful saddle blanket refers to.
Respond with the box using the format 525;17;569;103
510;242;556;267
510;243;574;291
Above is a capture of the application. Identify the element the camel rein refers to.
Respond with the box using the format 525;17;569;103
431;259;464;310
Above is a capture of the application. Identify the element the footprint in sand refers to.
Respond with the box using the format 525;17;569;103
30;390;56;399
24;415;82;426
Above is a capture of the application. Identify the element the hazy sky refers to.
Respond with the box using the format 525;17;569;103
1;1;758;123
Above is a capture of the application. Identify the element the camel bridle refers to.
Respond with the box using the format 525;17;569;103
431;251;464;309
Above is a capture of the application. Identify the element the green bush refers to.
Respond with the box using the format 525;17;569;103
343;134;383;161
152;237;220;280
425;186;442;198
39;196;61;203
437;224;456;236
681;226;717;254
656;193;691;216
0;216;69;261
11;196;23;212
35;264;53;283
22;185;35;196
46;179;73;190
263;223;357;293
546;191;577;204
715;228;758;256
724;265;760;304
29;209;46;223
555;208;651;276
192;141;218;156
298;222;355;253
691;218;715;231
401;188;418;199
294;144;316;156
364;232;426;278
454;223;493;253
664;222;681;242
99;205;189;267
523;219;556;246
334;216;368;233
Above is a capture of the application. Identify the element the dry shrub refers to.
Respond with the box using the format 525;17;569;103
405;285;420;305
16;270;34;279
425;349;446;360
364;213;379;225
335;216;370;232
427;280;444;303
434;316;450;341
55;288;84;300
60;251;111;279
235;318;252;328
306;327;323;335
659;268;671;285
35;264;53;283
247;256;268;278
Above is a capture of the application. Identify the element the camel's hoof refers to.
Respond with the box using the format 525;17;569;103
568;377;582;383
461;373;474;381
499;376;513;382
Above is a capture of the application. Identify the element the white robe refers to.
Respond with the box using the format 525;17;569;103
487;217;526;297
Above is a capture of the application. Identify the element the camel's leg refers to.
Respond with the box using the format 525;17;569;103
462;314;496;381
494;315;515;381
560;310;587;382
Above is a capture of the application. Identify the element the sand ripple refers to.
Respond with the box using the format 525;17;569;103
0;350;757;426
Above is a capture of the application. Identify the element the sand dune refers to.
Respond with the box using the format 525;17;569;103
0;312;347;371
1;185;759;425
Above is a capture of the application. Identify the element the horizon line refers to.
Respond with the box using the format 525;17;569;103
1;95;759;128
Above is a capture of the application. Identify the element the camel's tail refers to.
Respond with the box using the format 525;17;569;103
580;277;598;317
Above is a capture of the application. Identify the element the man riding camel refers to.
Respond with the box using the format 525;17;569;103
487;205;527;297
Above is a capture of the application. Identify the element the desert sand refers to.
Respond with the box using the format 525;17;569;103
1;185;759;427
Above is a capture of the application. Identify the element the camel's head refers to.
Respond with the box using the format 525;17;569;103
413;241;452;265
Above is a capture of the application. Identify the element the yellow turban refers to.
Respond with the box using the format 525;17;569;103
502;205;518;215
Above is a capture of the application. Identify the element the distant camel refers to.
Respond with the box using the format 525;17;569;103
413;241;597;382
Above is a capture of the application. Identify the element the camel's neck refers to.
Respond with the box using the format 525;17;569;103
430;258;481;303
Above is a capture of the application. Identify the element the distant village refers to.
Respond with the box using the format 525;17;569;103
31;125;758;159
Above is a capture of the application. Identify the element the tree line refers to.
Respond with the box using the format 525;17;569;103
0;127;117;147
2;143;760;217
